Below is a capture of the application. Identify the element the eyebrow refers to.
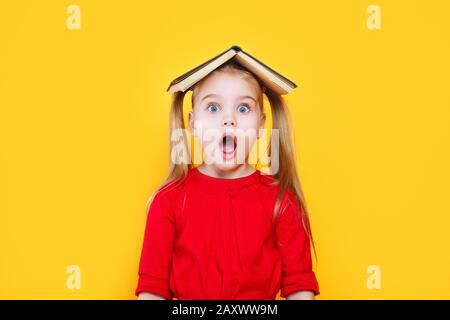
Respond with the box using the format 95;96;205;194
200;93;257;104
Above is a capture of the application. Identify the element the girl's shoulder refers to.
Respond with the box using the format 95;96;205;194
147;175;187;209
257;171;300;208
257;170;281;194
155;176;186;198
258;171;279;187
257;171;285;203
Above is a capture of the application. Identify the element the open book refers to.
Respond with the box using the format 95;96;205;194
166;45;298;95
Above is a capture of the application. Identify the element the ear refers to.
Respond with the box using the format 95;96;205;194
188;111;196;136
257;113;266;139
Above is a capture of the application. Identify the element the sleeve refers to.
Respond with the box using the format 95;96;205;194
274;191;320;298
135;190;175;300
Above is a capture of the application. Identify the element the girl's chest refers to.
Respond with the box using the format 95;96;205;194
172;190;276;255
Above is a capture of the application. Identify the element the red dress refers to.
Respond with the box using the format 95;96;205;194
135;167;320;299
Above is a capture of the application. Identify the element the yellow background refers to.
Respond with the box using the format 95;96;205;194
1;0;449;299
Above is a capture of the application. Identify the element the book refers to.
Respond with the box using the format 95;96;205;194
166;45;298;95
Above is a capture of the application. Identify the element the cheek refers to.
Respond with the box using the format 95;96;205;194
195;113;221;127
238;115;261;132
194;121;221;147
236;119;260;150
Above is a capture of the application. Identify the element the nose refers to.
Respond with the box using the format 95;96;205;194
223;115;236;127
223;119;236;126
222;105;237;127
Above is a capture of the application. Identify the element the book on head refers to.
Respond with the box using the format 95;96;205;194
167;45;298;95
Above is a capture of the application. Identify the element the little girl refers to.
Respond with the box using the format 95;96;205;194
135;56;320;300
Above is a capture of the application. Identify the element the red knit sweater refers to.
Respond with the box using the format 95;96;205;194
135;167;319;299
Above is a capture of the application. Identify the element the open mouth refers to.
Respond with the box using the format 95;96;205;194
220;133;237;158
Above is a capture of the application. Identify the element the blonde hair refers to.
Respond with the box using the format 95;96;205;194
150;60;317;262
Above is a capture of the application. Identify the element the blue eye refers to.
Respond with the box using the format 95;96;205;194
207;104;220;113
237;104;250;113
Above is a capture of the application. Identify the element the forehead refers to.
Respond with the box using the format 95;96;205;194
195;72;259;102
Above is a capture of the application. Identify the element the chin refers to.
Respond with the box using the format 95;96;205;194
214;163;243;172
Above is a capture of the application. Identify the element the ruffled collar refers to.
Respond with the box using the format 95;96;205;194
187;167;263;197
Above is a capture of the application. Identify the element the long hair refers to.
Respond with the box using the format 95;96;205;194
265;88;318;262
148;60;317;262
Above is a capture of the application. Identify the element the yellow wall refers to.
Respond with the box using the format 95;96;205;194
1;1;449;299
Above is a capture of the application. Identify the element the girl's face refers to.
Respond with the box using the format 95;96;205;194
189;71;266;173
